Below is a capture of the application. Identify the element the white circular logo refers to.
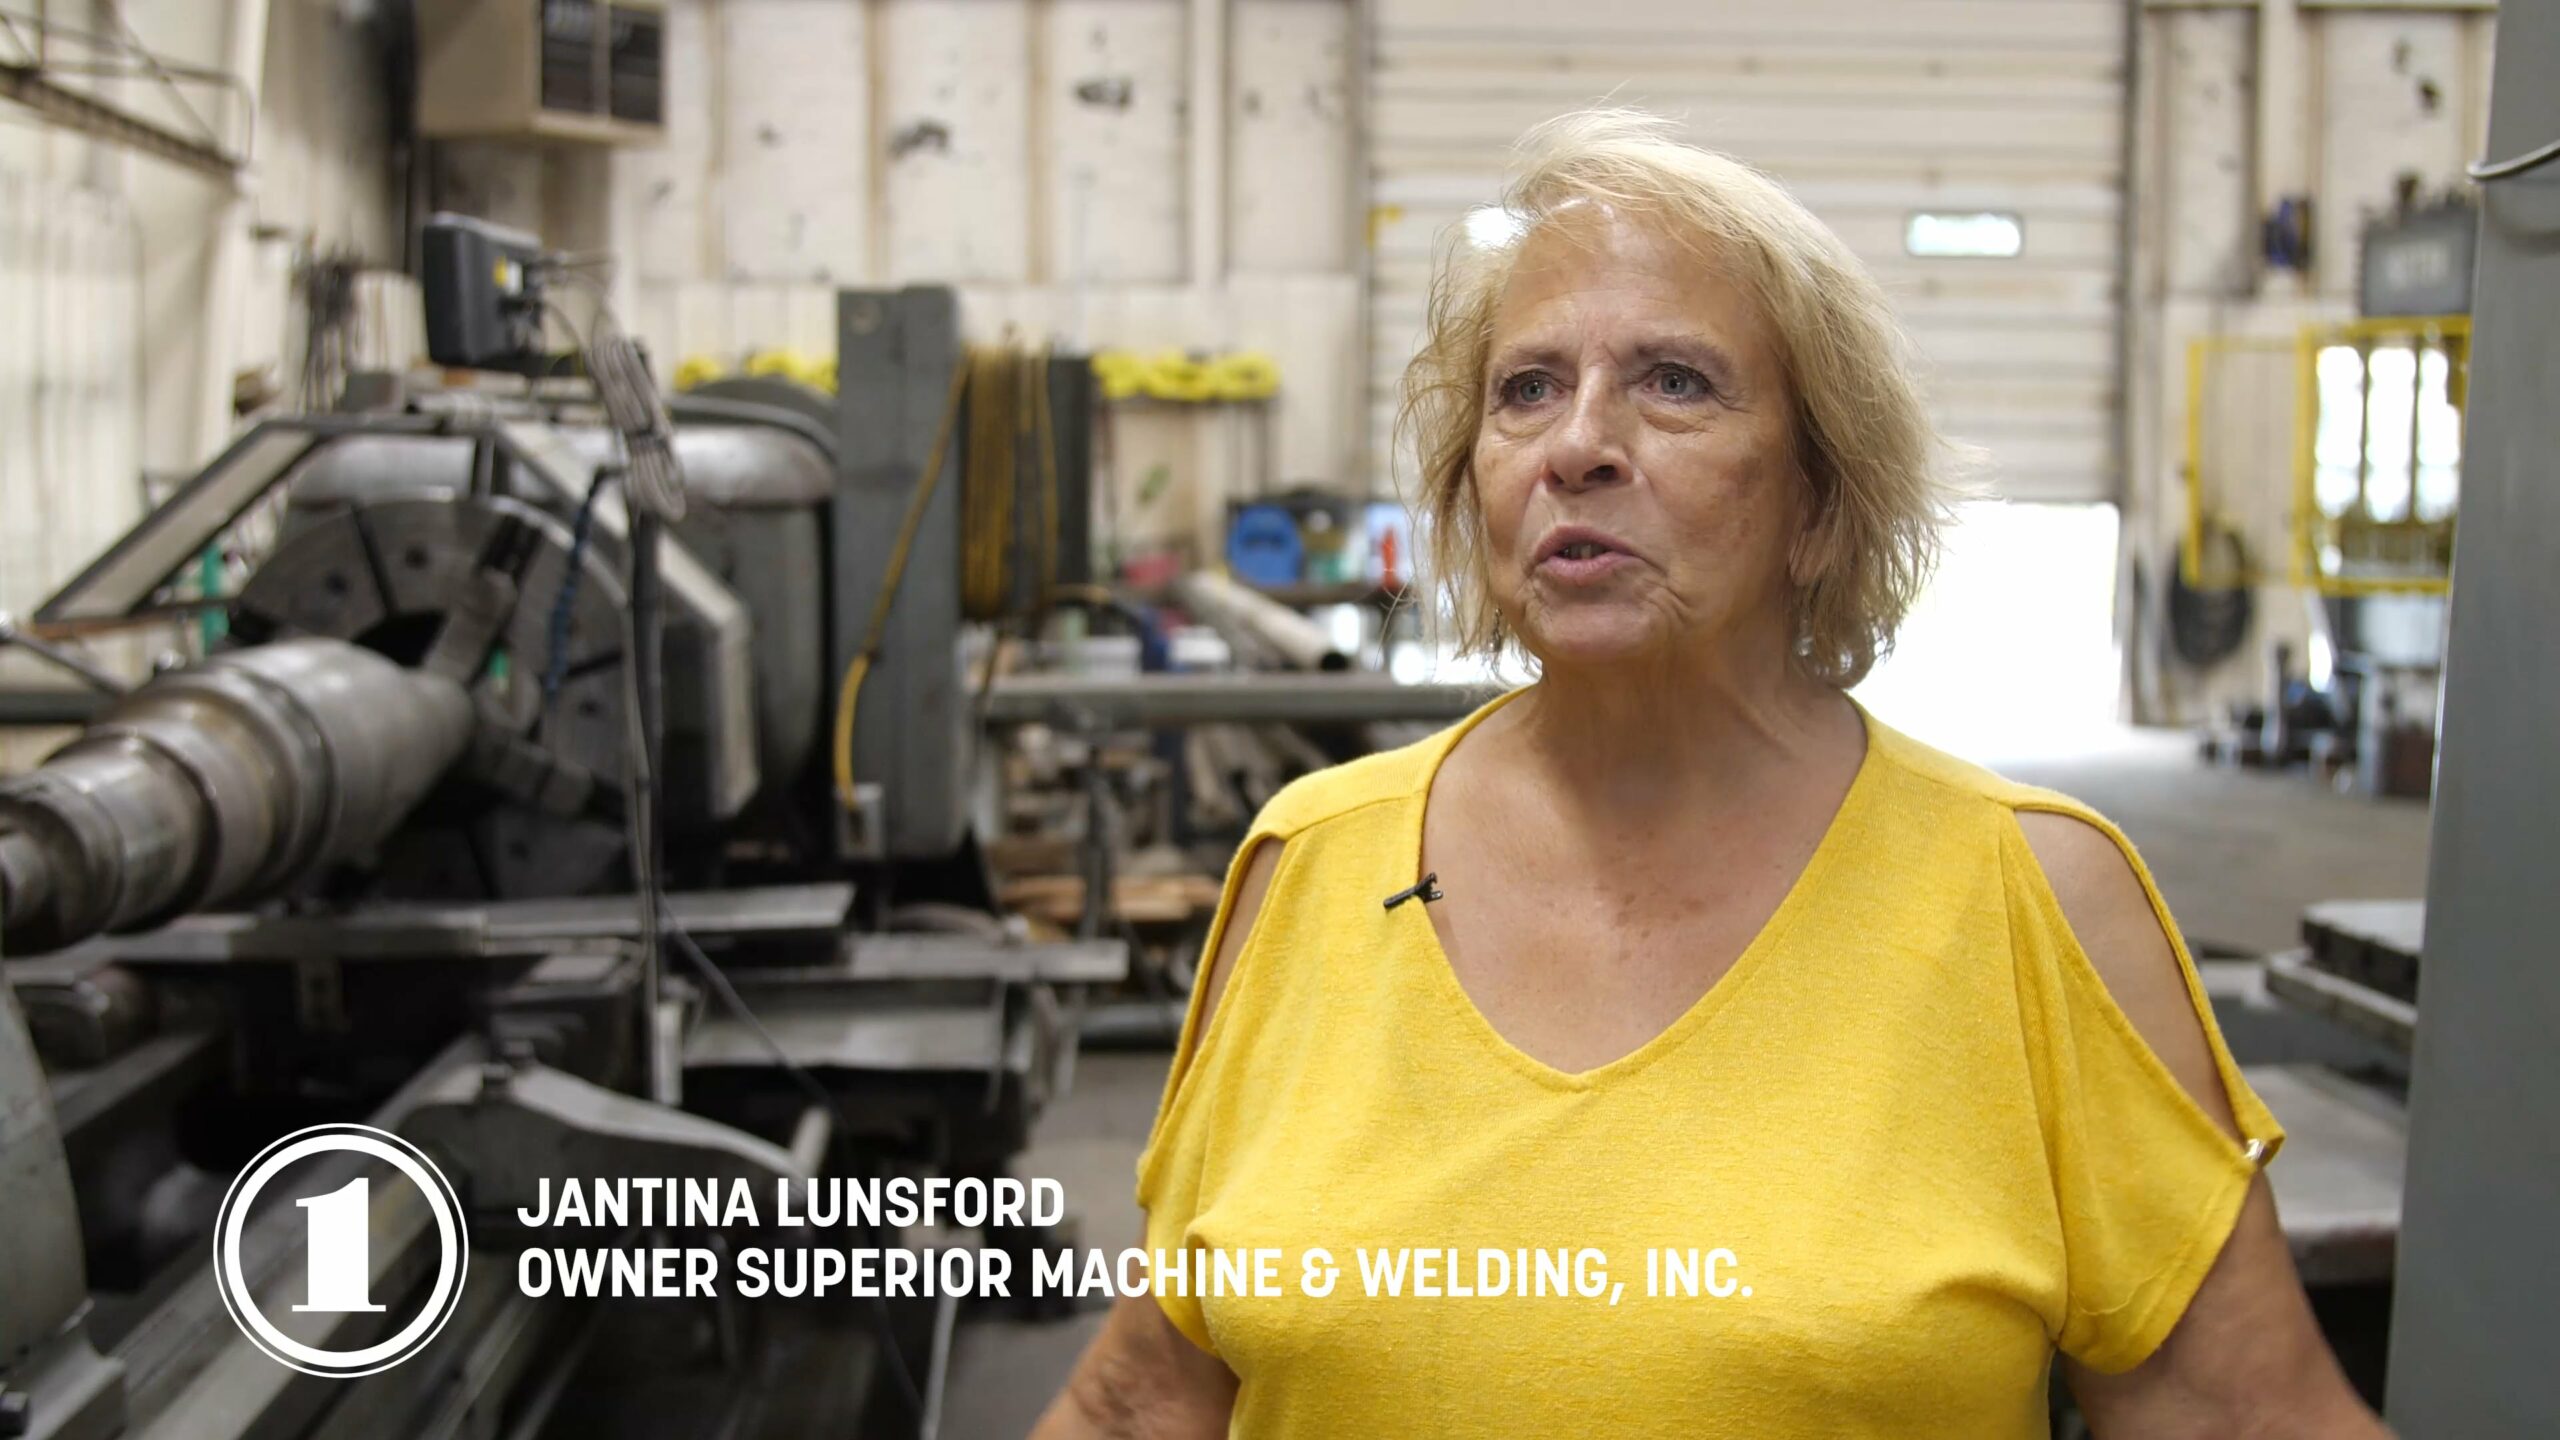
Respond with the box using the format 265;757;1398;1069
212;1123;469;1377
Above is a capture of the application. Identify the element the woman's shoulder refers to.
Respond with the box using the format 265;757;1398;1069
1243;717;1470;842
1247;684;1527;842
1862;713;2113;833
1856;715;2167;927
1866;718;2225;1100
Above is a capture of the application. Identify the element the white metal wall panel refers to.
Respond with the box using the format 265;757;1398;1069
259;0;404;265
723;0;872;284
1230;0;1357;274
616;0;717;284
883;0;1035;284
1047;0;1191;284
2316;13;2472;304
1367;0;2131;503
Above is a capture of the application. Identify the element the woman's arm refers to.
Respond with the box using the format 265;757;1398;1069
1032;838;1283;1437
2065;1178;2382;1439
1031;1295;1239;1439
2018;812;2388;1439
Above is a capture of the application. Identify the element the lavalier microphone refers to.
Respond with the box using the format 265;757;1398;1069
1383;873;1445;910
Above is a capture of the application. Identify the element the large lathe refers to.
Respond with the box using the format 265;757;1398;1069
0;279;1120;1439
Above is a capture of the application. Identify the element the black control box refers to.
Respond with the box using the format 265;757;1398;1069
421;212;552;372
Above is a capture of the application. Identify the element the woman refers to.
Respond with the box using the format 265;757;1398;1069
1036;110;2385;1438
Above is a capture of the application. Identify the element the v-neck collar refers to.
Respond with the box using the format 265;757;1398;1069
1395;686;1884;1092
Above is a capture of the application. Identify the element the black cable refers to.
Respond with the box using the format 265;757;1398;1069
659;918;928;1420
541;466;617;706
541;271;686;522
664;927;844;1128
575;285;926;1427
619;509;671;1180
630;511;665;783
616;523;929;1426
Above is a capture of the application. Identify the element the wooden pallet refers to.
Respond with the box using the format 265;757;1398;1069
1000;873;1225;928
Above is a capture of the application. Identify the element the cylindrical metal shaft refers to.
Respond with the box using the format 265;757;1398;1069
0;639;475;954
1173;570;1352;672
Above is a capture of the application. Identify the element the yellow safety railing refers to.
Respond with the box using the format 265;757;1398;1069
2290;316;2467;597
2183;317;2468;598
2182;334;2296;590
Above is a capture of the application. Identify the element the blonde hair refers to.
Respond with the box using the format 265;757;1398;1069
1396;108;1958;687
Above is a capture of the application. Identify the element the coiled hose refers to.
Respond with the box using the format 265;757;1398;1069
831;343;1060;811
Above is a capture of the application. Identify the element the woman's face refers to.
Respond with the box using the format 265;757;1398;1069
1470;211;1809;671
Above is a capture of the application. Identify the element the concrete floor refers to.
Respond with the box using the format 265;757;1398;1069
939;1048;1170;1438
1995;726;2432;955
937;729;2433;1437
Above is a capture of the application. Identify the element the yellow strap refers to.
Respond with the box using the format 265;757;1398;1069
832;359;973;811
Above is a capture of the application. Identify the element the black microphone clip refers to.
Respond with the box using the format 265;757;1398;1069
1382;872;1445;910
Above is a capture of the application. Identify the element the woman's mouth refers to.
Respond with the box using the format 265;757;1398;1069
1534;531;1636;583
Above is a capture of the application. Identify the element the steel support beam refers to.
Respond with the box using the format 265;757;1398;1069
2388;1;2560;1428
0;64;239;179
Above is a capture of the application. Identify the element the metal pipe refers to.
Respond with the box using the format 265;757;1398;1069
0;614;131;693
0;62;241;177
985;672;1500;728
1173;570;1352;672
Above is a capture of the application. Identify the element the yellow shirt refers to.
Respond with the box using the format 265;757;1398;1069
1136;689;2284;1438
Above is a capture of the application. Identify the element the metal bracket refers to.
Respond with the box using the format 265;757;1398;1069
404;1058;805;1222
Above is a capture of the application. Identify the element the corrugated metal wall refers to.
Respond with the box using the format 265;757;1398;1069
1366;0;2131;504
0;170;142;645
0;1;413;777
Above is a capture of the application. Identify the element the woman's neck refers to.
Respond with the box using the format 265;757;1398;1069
1500;634;1862;828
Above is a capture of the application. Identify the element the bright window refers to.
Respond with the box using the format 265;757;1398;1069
1904;211;2024;259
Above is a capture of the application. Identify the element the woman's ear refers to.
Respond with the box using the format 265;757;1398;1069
1787;469;1840;590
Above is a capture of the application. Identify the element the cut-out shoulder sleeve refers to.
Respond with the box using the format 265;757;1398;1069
1999;798;2287;1375
1120;739;1435;1355
1132;816;1293;1355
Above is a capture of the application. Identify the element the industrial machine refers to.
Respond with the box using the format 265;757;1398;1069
0;267;1122;1437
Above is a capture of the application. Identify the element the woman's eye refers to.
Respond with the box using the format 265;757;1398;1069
1501;373;1554;406
1652;364;1709;399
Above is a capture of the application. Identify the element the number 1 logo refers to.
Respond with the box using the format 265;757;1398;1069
293;1178;388;1313
213;1124;468;1376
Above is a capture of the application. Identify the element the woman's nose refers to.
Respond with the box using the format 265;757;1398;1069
1544;382;1631;491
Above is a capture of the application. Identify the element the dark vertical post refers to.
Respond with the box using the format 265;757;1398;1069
1047;352;1096;592
834;287;967;859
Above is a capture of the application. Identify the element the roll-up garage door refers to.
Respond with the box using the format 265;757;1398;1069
1367;0;2129;504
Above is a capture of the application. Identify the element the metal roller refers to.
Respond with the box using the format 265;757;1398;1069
0;638;474;954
